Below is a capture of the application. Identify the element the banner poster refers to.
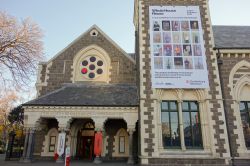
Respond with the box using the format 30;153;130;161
57;132;66;156
149;6;209;88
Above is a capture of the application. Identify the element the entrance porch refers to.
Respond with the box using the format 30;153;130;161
21;106;138;164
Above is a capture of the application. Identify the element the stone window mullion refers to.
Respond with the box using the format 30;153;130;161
158;100;164;150
178;100;186;151
199;100;209;150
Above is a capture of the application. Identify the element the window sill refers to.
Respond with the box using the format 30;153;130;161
159;149;212;158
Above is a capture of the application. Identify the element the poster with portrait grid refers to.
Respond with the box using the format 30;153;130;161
149;6;209;88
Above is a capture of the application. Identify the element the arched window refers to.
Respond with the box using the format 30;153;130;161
229;60;250;150
113;128;129;157
47;128;58;152
73;45;111;83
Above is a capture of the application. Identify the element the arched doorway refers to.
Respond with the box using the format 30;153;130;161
76;121;95;160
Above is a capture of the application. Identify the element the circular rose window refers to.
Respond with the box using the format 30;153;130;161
80;56;104;79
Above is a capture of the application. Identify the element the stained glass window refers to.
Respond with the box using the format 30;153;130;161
82;60;88;66
90;56;96;62
97;60;103;66
89;73;95;79
97;69;103;74
81;68;88;74
80;56;104;79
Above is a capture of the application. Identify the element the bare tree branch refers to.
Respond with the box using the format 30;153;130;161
0;11;44;89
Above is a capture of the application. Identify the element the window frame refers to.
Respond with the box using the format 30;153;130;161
49;136;56;152
161;101;181;149
182;101;203;149
119;136;126;153
161;100;204;150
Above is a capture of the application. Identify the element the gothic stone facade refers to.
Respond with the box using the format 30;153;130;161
22;26;139;163
22;0;250;165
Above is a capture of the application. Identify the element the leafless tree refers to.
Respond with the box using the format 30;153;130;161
0;90;18;146
0;11;44;89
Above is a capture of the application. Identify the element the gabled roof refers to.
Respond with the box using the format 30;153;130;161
46;25;135;64
23;83;138;107
213;26;250;49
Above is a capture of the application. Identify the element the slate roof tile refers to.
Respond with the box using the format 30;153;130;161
213;26;250;49
23;83;138;107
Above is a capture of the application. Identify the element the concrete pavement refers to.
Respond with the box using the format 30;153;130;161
0;160;134;166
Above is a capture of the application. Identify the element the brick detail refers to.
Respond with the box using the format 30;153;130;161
104;119;127;160
219;55;250;157
40;64;47;83
33;130;46;154
138;0;230;161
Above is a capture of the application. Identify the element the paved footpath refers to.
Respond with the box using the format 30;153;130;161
0;160;134;166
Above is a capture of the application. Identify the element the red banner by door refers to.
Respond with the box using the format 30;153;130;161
94;131;103;156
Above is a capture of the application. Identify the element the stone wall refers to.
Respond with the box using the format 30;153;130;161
33;130;46;156
33;119;58;160
105;119;128;160
137;0;230;165
218;52;250;165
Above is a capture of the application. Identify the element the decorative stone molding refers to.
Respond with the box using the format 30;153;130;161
175;89;184;102
227;62;250;157
219;49;250;54
127;128;136;134
55;116;72;131
227;60;250;156
234;75;250;102
72;44;111;83
24;107;138;128
92;117;106;131
156;88;212;154
229;60;250;89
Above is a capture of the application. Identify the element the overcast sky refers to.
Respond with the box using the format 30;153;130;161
1;0;250;60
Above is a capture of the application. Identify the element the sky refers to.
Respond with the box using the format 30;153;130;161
1;0;250;101
1;0;250;60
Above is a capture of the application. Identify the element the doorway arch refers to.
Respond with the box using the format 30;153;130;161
76;121;95;160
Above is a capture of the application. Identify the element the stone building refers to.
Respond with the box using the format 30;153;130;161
21;0;250;165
